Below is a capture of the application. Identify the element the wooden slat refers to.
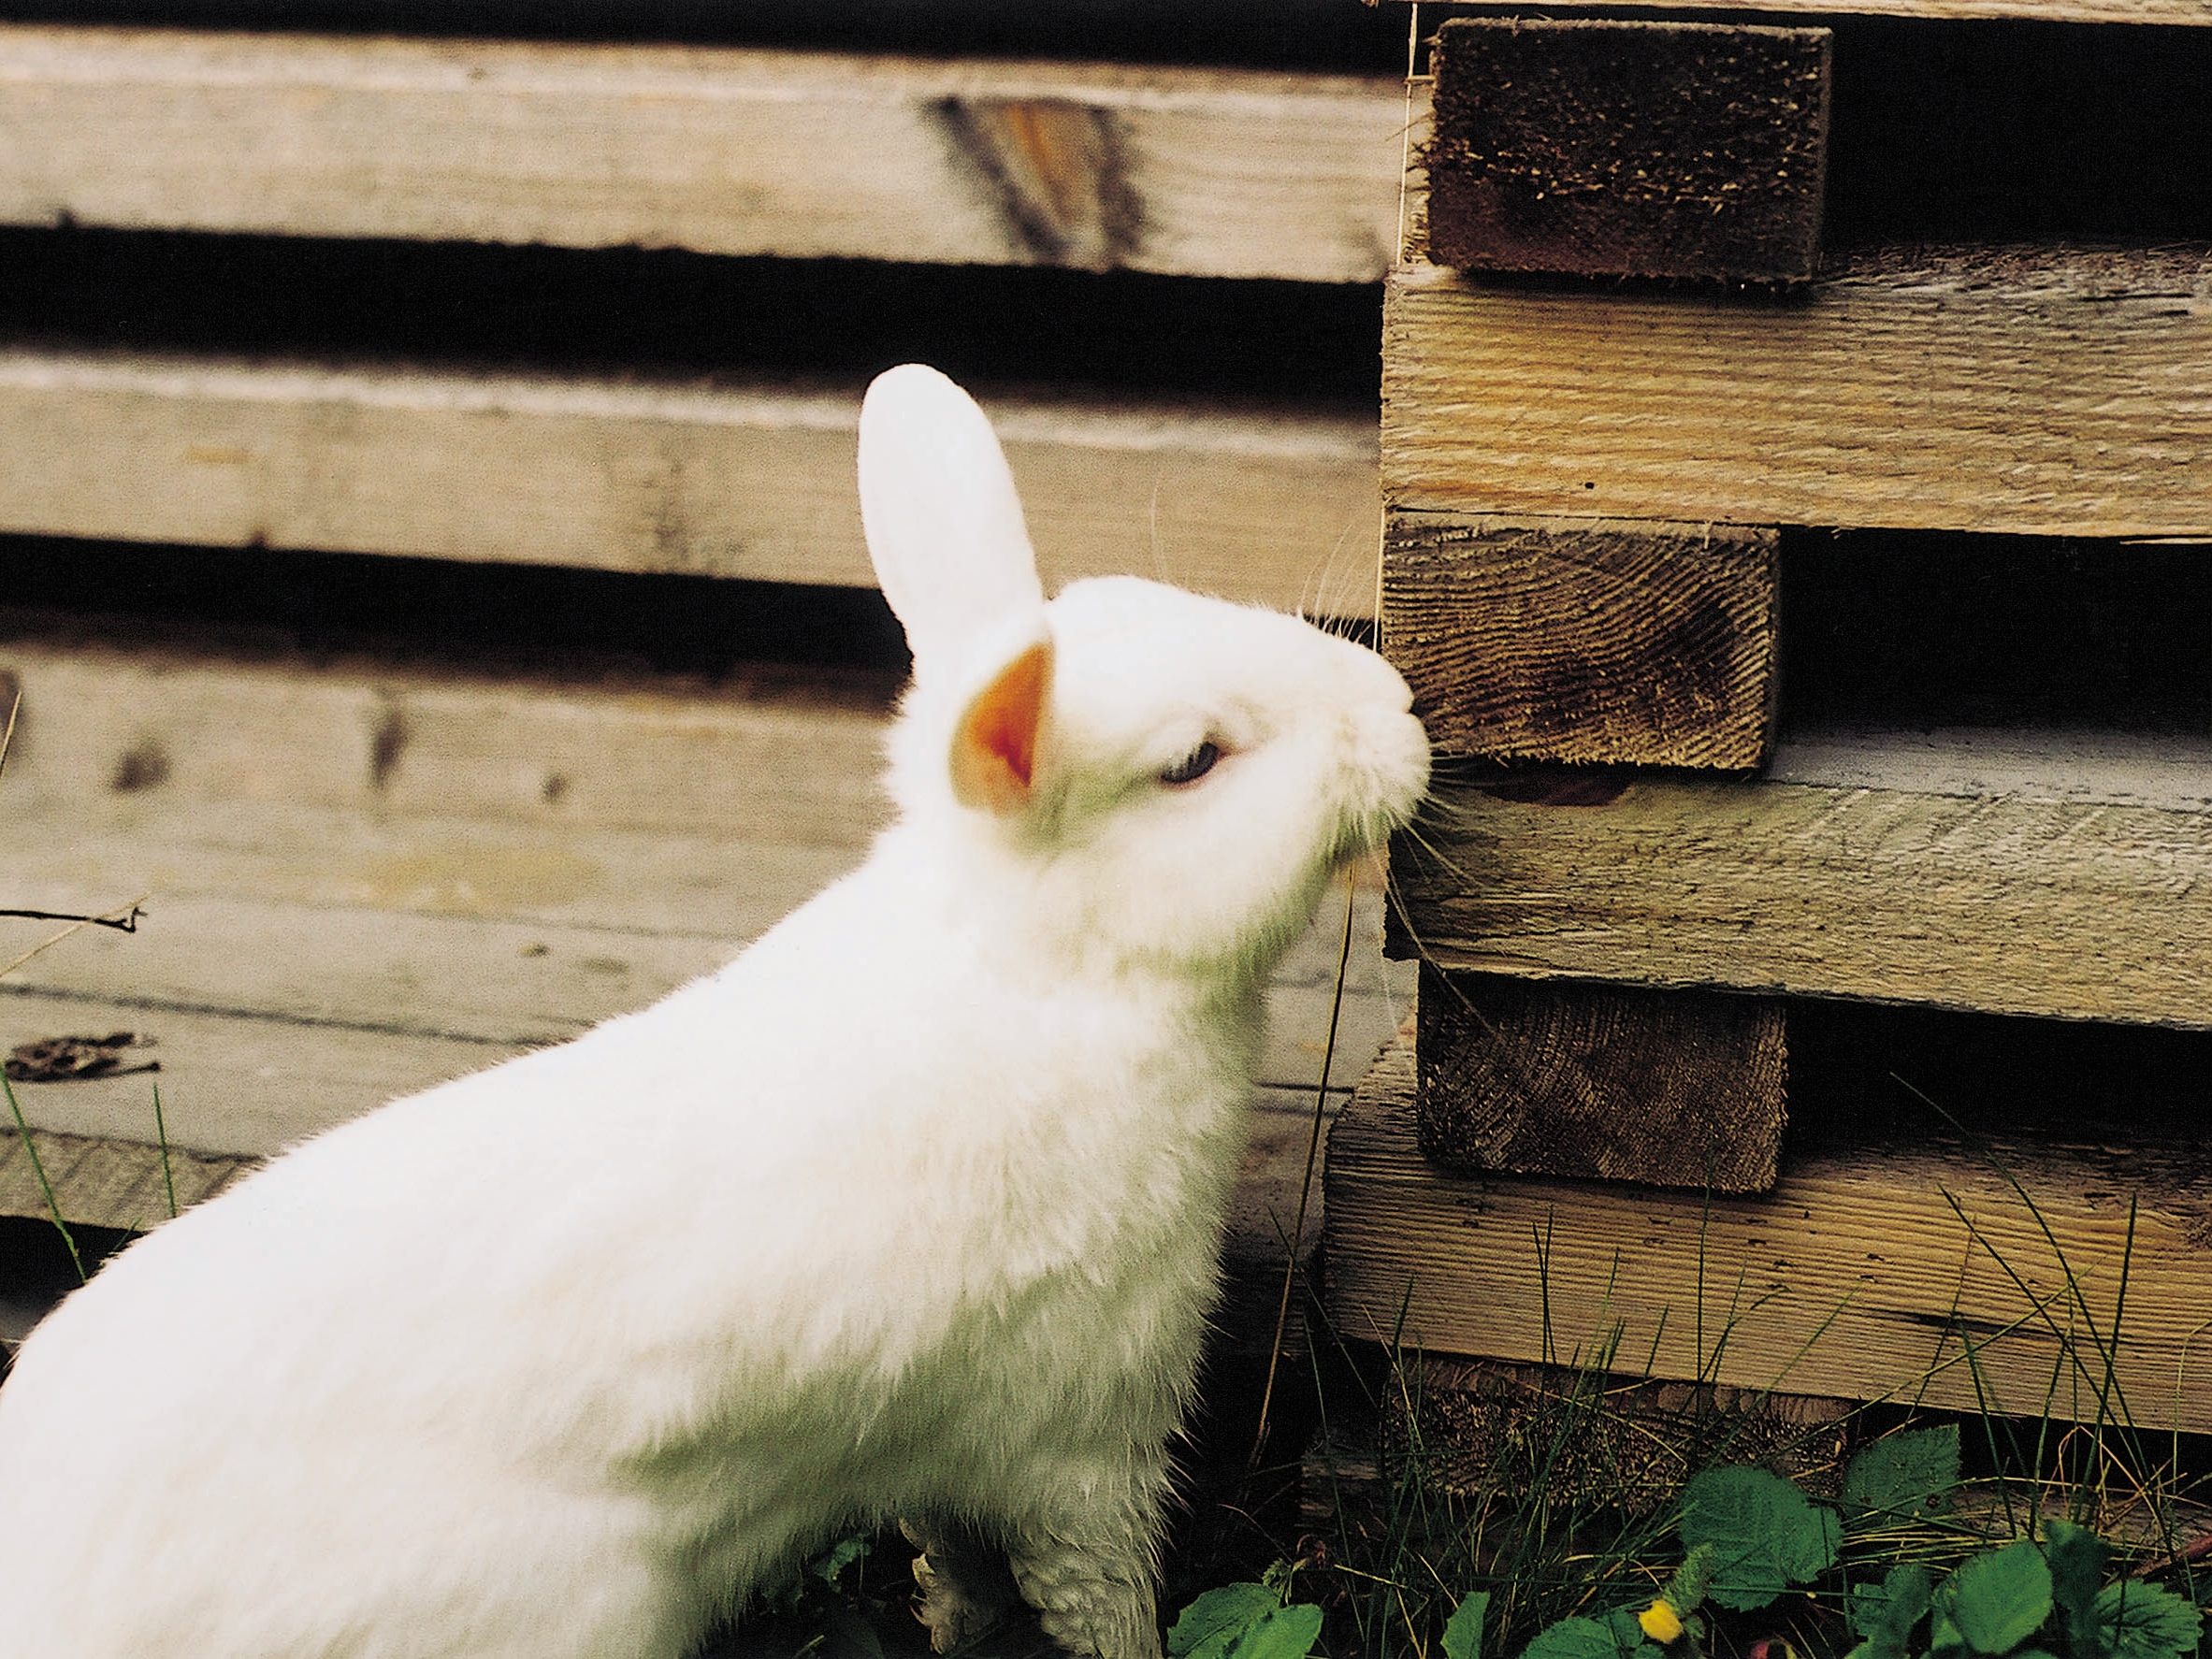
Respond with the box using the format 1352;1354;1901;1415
0;630;894;842
0;1126;254;1235
0;642;1410;1162
1375;1;2212;24
1382;247;2212;541
1416;967;1786;1191
0;27;1402;282
1326;1042;2212;1433
1382;513;1779;768
0;350;1381;616
1425;19;1829;283
1394;726;2212;1030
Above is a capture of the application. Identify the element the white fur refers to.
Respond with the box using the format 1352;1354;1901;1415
0;367;1429;1659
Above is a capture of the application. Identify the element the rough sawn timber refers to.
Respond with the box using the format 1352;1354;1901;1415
1382;246;2212;541
1325;1042;2212;1434
1382;513;1779;768
0;27;1403;281
1424;19;1830;283
1367;1;2212;24
0;349;1381;616
1414;967;1786;1191
1394;727;2212;1030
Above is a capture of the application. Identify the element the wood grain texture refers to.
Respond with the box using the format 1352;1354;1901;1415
1416;966;1786;1191
1376;1;2212;23
0;27;1401;281
1382;513;1779;767
0;1126;253;1235
1426;19;1829;282
0;627;896;842
1382;246;2212;540
0;637;1410;1161
1394;726;2212;1030
1325;1041;2212;1432
1390;1356;1852;1511
0;349;1381;616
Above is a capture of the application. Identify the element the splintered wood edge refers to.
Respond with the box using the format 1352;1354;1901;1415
1382;512;1779;768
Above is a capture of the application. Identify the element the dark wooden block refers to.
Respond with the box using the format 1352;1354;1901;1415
1426;18;1831;283
1382;512;1779;770
1415;965;1786;1192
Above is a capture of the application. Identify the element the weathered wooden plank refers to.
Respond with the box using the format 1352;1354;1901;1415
0;630;894;843
0;350;1381;616
1393;726;2212;1030
1375;1;2212;23
1382;246;2212;541
0;1125;254;1236
1426;19;1829;283
1382;513;1779;768
0;784;1406;1162
1326;1041;2212;1433
1416;966;1786;1191
0;28;1401;281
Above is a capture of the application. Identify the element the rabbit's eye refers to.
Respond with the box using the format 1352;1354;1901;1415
1159;741;1221;786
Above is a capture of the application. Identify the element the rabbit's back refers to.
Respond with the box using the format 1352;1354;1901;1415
0;845;1257;1658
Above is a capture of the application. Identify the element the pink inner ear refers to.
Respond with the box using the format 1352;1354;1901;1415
951;641;1051;814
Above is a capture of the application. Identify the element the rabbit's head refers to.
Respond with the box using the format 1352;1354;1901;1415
860;366;1429;986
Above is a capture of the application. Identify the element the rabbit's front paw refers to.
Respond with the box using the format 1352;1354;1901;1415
902;1519;1021;1654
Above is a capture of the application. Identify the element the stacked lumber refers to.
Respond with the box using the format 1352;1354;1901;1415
0;20;1414;1331
1328;0;2212;1452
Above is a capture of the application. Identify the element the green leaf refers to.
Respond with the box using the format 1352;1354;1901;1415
1952;1541;2055;1656
1522;1615;1659;1659
2091;1582;2205;1659
1170;1584;1282;1659
1236;1603;1325;1659
1679;1465;1843;1611
2043;1521;2108;1657
1664;1543;1718;1617
807;1533;871;1584
1853;1564;1937;1652
1444;1590;1493;1659
1844;1427;1963;1525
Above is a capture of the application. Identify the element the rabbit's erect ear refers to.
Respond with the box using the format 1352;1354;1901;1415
949;638;1053;815
859;365;1046;674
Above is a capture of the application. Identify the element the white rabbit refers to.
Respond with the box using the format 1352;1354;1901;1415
0;365;1429;1659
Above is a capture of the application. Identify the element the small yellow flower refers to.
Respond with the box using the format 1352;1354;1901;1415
1638;1599;1685;1645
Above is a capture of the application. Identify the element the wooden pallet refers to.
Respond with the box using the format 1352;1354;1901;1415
1327;1037;2212;1433
0;9;1411;1350
0;27;1404;281
1331;0;2212;1443
0;350;1379;614
1374;1;2210;1190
